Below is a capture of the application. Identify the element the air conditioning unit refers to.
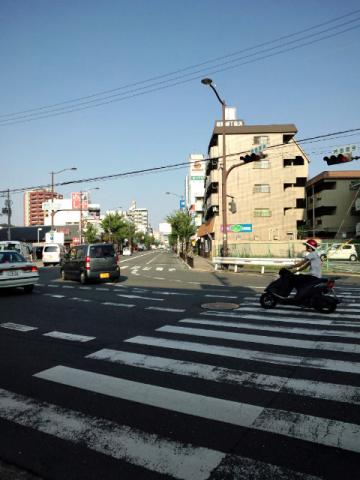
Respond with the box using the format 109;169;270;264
213;206;219;213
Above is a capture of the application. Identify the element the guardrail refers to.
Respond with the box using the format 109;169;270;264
212;257;302;274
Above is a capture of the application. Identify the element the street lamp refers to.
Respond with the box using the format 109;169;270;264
50;167;77;231
201;77;228;256
37;227;43;243
79;187;99;243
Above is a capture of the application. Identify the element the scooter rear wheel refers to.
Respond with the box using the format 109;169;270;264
312;296;337;314
260;293;277;309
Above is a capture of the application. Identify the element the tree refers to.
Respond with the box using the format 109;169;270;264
166;211;196;255
101;213;128;246
82;223;99;243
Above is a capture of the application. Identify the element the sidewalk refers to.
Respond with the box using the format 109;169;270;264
191;255;214;272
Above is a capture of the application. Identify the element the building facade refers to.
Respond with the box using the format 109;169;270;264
185;154;205;227
306;171;360;239
199;121;309;255
24;189;63;226
127;201;149;233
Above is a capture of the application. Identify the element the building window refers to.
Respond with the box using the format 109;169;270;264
254;208;271;217
253;136;269;145
253;184;270;193
253;160;270;169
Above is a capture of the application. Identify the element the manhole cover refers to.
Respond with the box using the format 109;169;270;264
201;302;239;310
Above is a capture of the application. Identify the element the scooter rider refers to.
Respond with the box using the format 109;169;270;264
287;239;322;302
291;239;322;278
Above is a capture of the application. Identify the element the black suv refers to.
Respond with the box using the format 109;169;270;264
60;243;120;284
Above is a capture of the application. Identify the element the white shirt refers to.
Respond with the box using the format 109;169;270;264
306;250;322;278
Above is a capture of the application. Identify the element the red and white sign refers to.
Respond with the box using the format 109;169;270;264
72;192;88;210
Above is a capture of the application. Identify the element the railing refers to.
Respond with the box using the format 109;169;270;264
213;257;301;274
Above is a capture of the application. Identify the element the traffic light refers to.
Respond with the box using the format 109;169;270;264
240;152;267;163
228;199;237;213
323;154;352;165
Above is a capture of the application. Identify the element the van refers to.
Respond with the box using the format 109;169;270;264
42;243;65;266
0;241;33;261
60;243;120;284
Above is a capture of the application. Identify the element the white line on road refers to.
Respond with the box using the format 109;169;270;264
157;325;360;355
179;318;360;339
145;307;186;313
152;291;191;296
117;294;164;301
87;349;360;405
102;302;135;308
43;331;95;342
0;322;37;332
34;366;360;453
155;267;164;271
125;336;360;374
62;285;75;289
205;294;238;299
44;294;65;299
0;387;224;480
70;297;92;303
235;307;360;320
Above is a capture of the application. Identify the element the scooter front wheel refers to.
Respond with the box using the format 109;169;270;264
260;293;277;309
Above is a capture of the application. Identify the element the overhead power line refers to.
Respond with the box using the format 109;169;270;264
1;10;360;126
1;127;359;196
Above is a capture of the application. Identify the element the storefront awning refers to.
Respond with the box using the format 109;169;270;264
197;218;215;237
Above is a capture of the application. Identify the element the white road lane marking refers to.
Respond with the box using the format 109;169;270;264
95;288;110;291
205;294;238;299
47;284;58;288
87;349;360;405
102;302;135;308
34;366;360;453
200;311;341;326
155;267;164;271
120;265;129;269
0;322;37;332
239;301;360;314
0;387;224;480
117;294;164;301
70;297;92;303
157;325;360;354
125;336;360;374
43;331;95;342
143;266;151;270
62;285;75;289
44;294;65;299
152;291;191;296
235;307;360;320
145;307;186;313
79;286;91;290
180;318;360;339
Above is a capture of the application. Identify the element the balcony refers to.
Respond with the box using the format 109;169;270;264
205;158;218;176
204;182;219;202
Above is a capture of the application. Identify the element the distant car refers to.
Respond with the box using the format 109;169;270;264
122;247;132;256
42;243;65;266
0;250;39;293
60;243;120;284
319;243;358;262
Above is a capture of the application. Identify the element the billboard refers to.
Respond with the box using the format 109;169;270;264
72;192;88;210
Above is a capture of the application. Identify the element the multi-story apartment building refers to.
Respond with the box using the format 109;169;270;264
198;120;309;254
185;154;205;227
24;189;63;226
127;201;149;234
306;171;360;238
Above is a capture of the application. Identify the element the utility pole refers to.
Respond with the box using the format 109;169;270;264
4;189;12;241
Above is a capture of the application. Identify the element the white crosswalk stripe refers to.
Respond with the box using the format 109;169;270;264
5;285;360;478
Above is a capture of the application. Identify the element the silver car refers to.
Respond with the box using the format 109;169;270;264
0;250;39;293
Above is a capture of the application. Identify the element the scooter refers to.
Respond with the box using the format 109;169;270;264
260;268;341;314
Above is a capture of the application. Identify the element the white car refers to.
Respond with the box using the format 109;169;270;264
319;243;358;262
122;248;132;256
0;250;39;293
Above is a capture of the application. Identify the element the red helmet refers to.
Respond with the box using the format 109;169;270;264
304;238;318;250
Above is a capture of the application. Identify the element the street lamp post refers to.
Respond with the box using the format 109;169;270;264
201;78;228;256
79;187;99;244
37;228;43;243
50;167;77;231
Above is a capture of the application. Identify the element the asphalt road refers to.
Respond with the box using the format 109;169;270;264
0;251;360;480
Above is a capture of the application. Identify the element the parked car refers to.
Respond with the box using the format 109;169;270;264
0;241;33;262
42;243;65;266
0;250;39;293
122;247;132;256
319;243;358;262
60;243;120;284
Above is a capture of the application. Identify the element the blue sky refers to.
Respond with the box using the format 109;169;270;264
1;0;359;228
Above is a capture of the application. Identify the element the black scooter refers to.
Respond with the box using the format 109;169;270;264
260;268;340;314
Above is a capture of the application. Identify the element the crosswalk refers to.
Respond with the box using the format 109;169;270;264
1;285;360;478
121;264;178;273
